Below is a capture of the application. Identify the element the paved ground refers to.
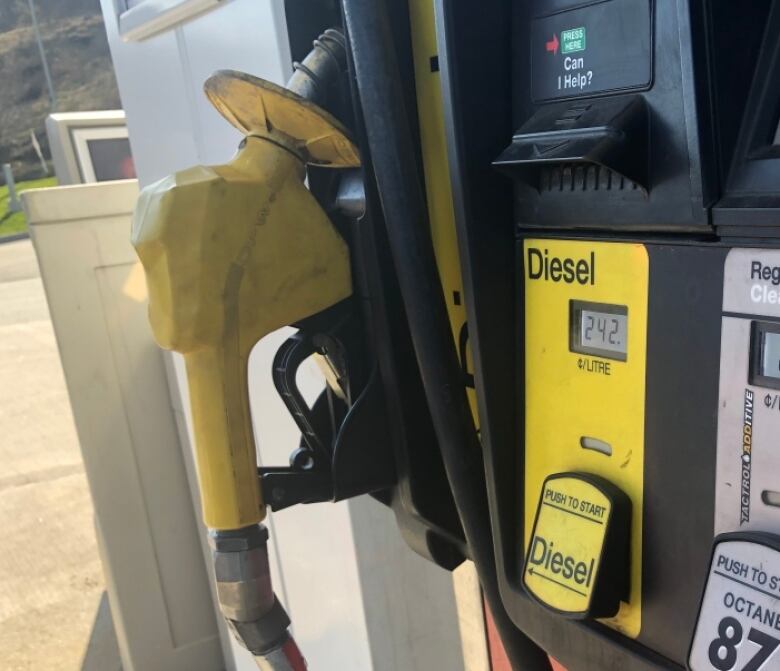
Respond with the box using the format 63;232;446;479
0;238;121;670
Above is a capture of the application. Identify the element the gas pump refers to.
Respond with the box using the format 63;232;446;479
458;0;780;669
129;0;780;669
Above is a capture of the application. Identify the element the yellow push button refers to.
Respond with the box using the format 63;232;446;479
523;472;631;620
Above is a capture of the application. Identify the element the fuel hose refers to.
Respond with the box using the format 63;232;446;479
339;0;552;668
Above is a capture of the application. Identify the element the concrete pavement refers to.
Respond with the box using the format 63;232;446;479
0;239;121;670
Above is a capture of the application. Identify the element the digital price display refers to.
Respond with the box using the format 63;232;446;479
749;321;780;389
570;300;628;361
762;332;780;380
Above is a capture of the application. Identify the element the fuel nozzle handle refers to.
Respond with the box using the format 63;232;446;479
132;135;352;530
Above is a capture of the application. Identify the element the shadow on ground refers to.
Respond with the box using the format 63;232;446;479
81;592;122;671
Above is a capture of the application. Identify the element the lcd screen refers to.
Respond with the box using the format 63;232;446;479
749;322;780;390
570;300;628;361
761;332;780;380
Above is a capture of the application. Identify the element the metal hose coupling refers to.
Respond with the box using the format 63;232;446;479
210;525;306;670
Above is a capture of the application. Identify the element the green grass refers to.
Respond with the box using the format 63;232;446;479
0;177;58;238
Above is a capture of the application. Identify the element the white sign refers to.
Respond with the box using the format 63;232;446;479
723;249;780;318
689;539;780;671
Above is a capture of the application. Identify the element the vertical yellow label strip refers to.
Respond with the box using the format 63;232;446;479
407;0;478;419
523;238;647;637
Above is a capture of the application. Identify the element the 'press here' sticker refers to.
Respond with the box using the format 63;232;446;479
689;538;780;671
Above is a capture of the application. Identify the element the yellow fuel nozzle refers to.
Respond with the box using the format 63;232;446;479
131;70;359;531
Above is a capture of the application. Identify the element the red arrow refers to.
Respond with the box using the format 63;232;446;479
546;33;559;55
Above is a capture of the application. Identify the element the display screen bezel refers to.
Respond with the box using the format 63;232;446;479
749;320;780;390
569;300;628;362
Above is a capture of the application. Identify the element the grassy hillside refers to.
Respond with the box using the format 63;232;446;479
0;0;121;181
0;177;58;237
0;0;101;33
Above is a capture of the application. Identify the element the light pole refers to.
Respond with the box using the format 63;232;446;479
27;0;57;112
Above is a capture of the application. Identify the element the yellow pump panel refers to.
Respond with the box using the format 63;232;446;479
523;238;647;638
132;136;353;531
